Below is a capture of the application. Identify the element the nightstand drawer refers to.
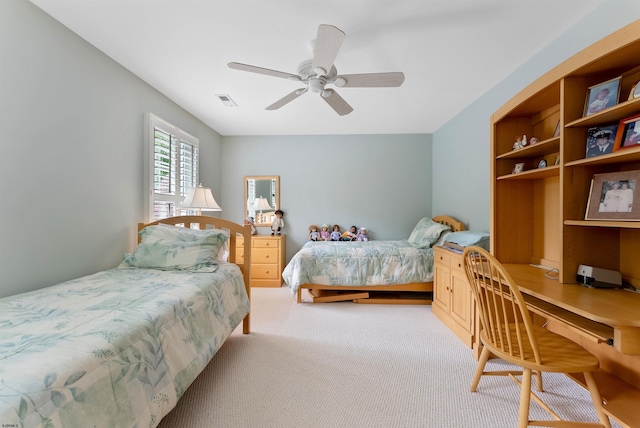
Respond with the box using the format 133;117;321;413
251;265;280;279
252;248;278;263
254;238;280;248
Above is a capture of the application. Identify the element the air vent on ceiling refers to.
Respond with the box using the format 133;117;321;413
215;94;237;107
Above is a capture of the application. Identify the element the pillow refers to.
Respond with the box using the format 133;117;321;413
123;241;219;272
124;224;229;271
139;223;228;249
407;217;451;248
445;231;490;250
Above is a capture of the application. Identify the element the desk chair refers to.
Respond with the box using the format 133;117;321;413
462;246;611;428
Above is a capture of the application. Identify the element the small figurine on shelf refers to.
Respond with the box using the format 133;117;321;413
244;216;257;235
320;224;331;241
357;227;369;242
529;136;539;145
341;225;358;241
521;134;528;147
309;224;320;241
330;225;342;241
513;136;523;150
271;209;284;235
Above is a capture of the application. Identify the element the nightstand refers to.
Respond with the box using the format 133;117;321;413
236;235;286;287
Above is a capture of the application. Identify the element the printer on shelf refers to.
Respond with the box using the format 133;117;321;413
576;265;622;289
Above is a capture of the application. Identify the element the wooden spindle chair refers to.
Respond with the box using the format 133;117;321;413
462;246;611;428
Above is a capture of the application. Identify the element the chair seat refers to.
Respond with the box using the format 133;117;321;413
481;324;600;373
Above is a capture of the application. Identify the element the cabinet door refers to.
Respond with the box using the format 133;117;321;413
433;262;451;312
450;269;472;333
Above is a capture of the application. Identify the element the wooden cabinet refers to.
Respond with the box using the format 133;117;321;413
236;235;286;287
491;20;640;284
433;246;474;349
490;20;640;427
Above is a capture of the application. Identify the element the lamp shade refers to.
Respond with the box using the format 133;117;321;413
252;197;272;211
180;184;221;213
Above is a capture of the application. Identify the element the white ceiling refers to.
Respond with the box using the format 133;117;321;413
30;0;604;136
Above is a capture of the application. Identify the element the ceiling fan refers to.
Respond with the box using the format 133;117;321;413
228;24;405;116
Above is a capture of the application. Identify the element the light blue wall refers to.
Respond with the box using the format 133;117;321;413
432;1;640;232
0;0;223;298
221;134;433;261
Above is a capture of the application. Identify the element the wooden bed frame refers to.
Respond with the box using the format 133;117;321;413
297;215;465;304
139;215;253;333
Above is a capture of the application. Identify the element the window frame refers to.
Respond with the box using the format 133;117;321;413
144;113;199;221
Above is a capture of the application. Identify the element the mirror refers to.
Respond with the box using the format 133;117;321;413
245;176;280;226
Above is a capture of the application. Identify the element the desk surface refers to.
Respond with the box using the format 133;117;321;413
503;263;640;328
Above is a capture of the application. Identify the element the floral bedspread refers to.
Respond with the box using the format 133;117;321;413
0;264;249;428
282;240;435;293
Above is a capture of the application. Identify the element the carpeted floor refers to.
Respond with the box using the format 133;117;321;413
158;287;620;428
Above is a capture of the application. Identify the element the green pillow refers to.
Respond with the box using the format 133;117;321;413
407;217;451;248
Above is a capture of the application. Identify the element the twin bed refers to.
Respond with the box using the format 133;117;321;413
283;215;465;303
0;216;251;428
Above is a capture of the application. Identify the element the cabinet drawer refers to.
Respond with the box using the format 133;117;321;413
251;265;280;279
252;248;278;263
435;249;451;267
254;239;279;248
449;255;464;272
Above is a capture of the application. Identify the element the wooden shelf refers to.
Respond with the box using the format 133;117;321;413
497;137;560;159
565;145;640;167
564;220;640;229
496;164;559;180
565;97;640;129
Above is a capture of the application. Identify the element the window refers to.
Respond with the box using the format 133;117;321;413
145;113;199;221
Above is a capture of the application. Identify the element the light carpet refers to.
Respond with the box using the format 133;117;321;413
158;287;620;428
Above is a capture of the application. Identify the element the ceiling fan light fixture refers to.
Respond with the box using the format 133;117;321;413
334;77;346;87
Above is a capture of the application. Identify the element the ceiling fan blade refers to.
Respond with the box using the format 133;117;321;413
334;72;405;88
321;89;353;116
311;25;345;76
266;88;307;110
228;62;301;81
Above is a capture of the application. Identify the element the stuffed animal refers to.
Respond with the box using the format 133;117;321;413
320;224;331;241
244;216;257;236
309;224;320;241
271;209;284;235
341;225;358;241
357;227;368;242
330;225;342;241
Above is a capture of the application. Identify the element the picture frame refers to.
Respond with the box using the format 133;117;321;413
629;81;640;100
583;76;621;117
513;162;524;174
612;113;640;152
553;119;561;137
554;154;560;165
585;125;618;157
585;170;640;221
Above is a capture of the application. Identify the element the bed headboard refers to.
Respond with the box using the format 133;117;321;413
433;215;465;232
138;215;252;333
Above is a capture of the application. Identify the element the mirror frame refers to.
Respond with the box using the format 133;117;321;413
244;175;280;226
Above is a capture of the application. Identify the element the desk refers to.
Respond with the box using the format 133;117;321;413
502;263;640;428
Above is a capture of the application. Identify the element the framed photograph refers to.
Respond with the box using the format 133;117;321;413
585;125;618;157
613;113;640;152
513;162;524;174
553;119;561;137
629;81;640;100
554;154;560;165
585;170;640;220
538;159;547;168
583;77;621;117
